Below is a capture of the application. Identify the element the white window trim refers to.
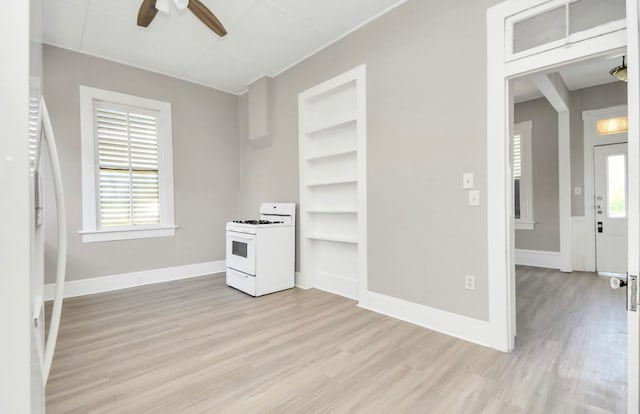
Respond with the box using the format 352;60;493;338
79;86;176;243
514;120;535;230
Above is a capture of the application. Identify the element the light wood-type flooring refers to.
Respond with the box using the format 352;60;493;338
46;266;627;413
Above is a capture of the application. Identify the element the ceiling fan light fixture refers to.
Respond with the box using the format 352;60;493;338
156;0;171;14
610;56;628;82
173;0;189;10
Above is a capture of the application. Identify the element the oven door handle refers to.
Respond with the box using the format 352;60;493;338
228;233;256;241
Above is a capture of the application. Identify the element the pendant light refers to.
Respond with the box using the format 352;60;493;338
610;56;628;82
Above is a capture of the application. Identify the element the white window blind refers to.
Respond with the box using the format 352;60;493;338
29;95;40;164
513;133;522;179
95;103;160;228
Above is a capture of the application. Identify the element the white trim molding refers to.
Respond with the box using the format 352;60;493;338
359;290;493;348
514;249;561;269
44;260;225;300
295;272;312;289
79;225;177;243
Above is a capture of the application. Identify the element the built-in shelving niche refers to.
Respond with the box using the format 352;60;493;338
298;65;366;300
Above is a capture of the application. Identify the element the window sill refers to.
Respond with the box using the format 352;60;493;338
79;226;177;243
515;221;535;231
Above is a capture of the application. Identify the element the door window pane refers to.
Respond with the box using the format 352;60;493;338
607;154;626;218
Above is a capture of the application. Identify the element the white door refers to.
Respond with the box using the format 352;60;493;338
594;143;628;275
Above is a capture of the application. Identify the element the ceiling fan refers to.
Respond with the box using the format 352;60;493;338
137;0;227;37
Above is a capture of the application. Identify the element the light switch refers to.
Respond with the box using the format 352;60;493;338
463;173;474;189
574;187;582;195
469;190;480;206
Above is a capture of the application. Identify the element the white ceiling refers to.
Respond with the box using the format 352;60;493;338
513;54;625;103
43;0;407;94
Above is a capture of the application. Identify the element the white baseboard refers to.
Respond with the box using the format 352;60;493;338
358;290;493;349
315;271;358;300
514;249;561;269
45;260;226;300
295;272;312;289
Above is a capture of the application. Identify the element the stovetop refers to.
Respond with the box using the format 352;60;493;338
232;219;284;225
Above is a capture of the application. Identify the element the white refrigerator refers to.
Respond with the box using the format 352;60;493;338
0;0;67;412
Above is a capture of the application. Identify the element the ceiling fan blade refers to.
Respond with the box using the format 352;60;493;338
137;0;158;27
187;0;227;37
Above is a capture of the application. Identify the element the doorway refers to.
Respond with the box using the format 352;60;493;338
583;106;629;276
509;58;629;412
595;143;628;274
487;0;639;411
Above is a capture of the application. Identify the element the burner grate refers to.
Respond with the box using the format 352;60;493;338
232;219;283;225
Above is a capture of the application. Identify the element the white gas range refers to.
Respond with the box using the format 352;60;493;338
226;203;296;296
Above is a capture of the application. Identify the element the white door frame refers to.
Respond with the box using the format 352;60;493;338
626;0;640;410
582;105;629;272
488;0;639;411
487;0;627;353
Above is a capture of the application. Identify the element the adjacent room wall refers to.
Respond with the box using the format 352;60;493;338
570;82;627;216
238;0;501;321
514;98;560;252
513;82;627;253
43;45;239;283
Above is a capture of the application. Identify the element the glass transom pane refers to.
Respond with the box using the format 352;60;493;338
513;6;566;53
569;0;626;35
597;116;628;136
607;154;626;218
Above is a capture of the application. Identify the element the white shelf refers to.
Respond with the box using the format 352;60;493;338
304;118;356;136
307;234;358;244
305;149;357;162
306;179;357;187
298;65;366;300
307;209;357;214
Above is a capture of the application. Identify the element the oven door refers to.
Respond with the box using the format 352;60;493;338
226;231;256;276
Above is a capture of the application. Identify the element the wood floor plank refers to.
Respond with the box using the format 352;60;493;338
46;266;627;413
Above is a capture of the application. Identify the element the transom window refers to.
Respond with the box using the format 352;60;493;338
80;86;175;242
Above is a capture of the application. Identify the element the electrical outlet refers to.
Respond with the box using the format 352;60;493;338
465;275;475;290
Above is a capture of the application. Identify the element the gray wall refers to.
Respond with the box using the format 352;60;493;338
514;98;560;252
570;82;627;216
43;45;239;283
238;0;501;321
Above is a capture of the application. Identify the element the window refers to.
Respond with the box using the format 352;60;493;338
513;121;534;230
607;154;626;218
79;86;175;242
